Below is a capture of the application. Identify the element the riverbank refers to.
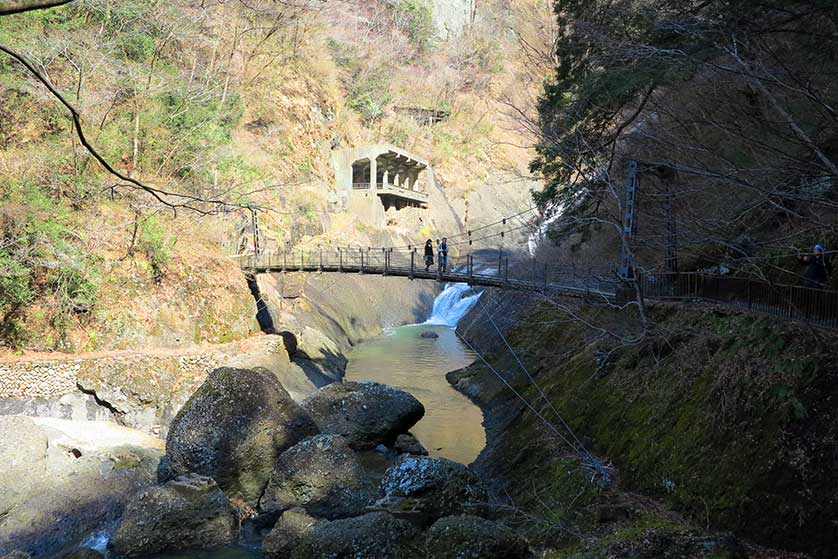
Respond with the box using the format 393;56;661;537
0;271;444;558
450;289;833;558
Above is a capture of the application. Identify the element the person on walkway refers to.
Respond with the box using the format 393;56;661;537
797;244;833;288
439;237;449;273
424;239;434;272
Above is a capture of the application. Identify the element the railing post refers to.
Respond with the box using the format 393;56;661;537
498;247;503;276
282;251;287;273
383;248;388;276
468;255;473;280
339;248;343;272
359;248;364;274
747;279;752;309
410;248;416;279
300;251;304;272
505;258;509;285
319;247;323;272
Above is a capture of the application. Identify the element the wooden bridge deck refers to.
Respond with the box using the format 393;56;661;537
239;254;838;330
240;261;617;301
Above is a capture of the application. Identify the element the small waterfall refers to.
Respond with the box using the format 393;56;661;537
424;282;483;327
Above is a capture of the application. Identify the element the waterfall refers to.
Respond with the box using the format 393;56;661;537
424;282;483;327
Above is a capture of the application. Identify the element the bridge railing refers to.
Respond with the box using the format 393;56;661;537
639;272;838;329
237;251;838;329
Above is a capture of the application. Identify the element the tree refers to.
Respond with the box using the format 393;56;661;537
532;0;838;283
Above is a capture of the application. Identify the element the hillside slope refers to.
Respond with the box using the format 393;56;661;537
0;0;549;353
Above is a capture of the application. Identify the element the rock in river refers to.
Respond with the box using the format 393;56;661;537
108;474;238;557
426;515;532;559
302;381;424;449
420;331;439;339
260;434;372;520
164;367;319;506
263;508;319;559
290;512;416;559
393;433;429;456
378;455;487;524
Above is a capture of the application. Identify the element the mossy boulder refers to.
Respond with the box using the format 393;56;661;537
164;367;318;506
263;508;319;559
426;515;533;559
108;474;238;557
289;512;417;559
302;381;424;449
378;455;487;524
259;434;373;520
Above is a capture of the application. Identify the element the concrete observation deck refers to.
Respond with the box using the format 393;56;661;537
332;144;433;227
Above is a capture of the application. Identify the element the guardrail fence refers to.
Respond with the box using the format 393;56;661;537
238;248;838;330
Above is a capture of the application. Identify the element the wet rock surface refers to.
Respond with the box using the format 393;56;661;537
426;515;533;559
378;455;488;523
302;381;424;449
56;549;105;559
164;367;318;506
0;418;160;559
393;433;429;456
259;434;373;520
108;474;238;558
289;512;418;559
263;508;319;559
420;331;439;339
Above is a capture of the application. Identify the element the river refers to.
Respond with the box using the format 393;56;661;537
83;282;485;558
345;323;485;464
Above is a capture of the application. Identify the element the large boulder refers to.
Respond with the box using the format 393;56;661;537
260;434;372;520
108;475;238;557
0;419;160;559
302;381;424;449
378;455;487;524
263;508;319;559
426;515;532;559
0;417;48;516
290;512;416;559
164;367;318;506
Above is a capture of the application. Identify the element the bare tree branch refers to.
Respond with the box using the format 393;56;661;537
0;0;74;16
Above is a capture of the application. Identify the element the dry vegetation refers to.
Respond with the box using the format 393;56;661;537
0;0;552;352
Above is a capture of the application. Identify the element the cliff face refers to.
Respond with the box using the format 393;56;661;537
453;291;837;558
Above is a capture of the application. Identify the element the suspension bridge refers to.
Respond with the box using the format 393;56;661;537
236;204;838;331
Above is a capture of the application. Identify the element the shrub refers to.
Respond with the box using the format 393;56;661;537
390;0;435;51
138;215;174;281
0;252;34;347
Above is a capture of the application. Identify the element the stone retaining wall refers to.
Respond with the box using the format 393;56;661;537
0;361;81;400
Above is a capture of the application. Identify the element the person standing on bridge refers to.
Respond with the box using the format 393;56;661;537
424;239;434;272
797;244;833;288
439;237;449;273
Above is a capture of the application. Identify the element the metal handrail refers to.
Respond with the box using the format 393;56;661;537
237;251;838;330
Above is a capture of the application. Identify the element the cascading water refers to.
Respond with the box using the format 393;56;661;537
345;279;487;464
424;282;483;327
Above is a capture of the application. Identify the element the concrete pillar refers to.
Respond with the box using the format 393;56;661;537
382;164;389;188
370;157;378;189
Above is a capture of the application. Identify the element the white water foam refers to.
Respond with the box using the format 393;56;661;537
80;529;110;553
424;282;483;327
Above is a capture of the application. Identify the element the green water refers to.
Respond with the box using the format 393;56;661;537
345;324;486;464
